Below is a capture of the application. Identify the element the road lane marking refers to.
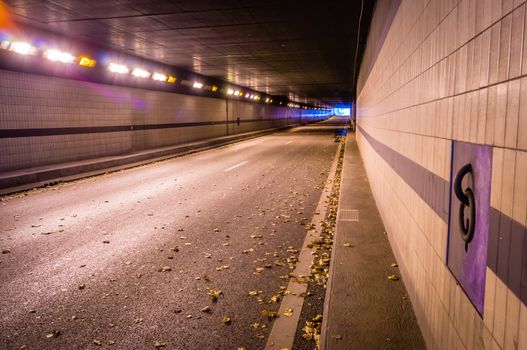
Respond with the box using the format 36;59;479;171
224;161;249;172
265;141;343;350
285;140;294;144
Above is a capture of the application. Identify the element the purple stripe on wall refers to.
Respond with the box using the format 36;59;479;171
358;126;450;223
0;118;290;138
488;208;527;305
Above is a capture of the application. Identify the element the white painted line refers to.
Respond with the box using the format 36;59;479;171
285;140;294;145
224;160;249;172
265;141;343;350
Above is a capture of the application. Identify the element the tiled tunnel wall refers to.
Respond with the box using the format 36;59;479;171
0;69;320;172
356;0;526;349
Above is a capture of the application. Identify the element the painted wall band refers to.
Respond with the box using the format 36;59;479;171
0;118;292;138
358;125;450;223
488;208;527;305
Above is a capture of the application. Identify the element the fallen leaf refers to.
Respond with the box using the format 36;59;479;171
388;274;399;281
302;314;323;345
270;295;280;303
283;308;293;317
261;310;279;319
93;339;102;346
223;316;232;325
343;242;353;247
46;330;60;339
207;289;223;301
390;263;398;267
154;341;167;348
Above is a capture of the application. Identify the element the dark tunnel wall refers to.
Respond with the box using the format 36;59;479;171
0;69;327;172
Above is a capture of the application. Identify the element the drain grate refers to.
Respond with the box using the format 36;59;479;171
339;209;359;222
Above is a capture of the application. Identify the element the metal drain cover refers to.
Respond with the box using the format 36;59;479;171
339;209;359;222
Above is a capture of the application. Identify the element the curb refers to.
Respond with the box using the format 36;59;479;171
319;132;351;350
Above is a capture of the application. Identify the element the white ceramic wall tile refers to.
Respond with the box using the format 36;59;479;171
500;149;517;217
509;5;525;79
492;277;507;347
484;268;498;331
518;77;527;151
503;290;521;350
491;147;504;211
504;79;521;148
518;302;527;349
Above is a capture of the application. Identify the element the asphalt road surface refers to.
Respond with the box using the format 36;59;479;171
0;117;347;350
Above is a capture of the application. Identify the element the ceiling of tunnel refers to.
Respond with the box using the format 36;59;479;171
4;0;376;105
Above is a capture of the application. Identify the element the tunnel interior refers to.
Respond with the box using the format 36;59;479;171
1;1;527;350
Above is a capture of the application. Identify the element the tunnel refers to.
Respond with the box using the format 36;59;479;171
0;0;526;349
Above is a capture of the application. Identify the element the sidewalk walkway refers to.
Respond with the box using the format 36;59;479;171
321;133;426;349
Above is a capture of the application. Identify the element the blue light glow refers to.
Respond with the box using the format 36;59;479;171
333;107;350;116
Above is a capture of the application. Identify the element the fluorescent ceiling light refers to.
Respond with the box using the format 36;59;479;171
8;41;35;55
108;63;129;74
131;68;151;78
152;72;167;81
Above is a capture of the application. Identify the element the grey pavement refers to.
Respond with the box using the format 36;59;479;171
321;133;426;350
